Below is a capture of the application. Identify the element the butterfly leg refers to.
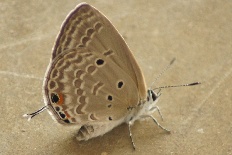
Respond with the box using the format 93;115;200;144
128;121;136;150
148;115;170;132
141;115;170;132
155;106;164;121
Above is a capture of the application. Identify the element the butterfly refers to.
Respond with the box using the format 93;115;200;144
24;2;200;149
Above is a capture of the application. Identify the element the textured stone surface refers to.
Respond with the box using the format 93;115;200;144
1;1;231;154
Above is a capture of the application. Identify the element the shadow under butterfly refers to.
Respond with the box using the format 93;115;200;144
24;3;200;150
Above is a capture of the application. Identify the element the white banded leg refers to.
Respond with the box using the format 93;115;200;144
128;121;136;150
141;115;170;132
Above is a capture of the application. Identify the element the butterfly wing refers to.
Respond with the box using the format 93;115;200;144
51;3;147;99
43;3;147;125
44;47;140;125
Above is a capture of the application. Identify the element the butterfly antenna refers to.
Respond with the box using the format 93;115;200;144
23;106;48;121
150;58;176;89
153;82;201;90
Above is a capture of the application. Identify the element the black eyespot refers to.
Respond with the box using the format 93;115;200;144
107;95;113;101
63;119;70;123
59;112;66;119
109;117;112;121
118;81;123;88
55;107;60;111
51;93;59;103
108;104;112;108
96;59;104;65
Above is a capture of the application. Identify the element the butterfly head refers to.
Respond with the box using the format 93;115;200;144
128;89;161;124
144;89;161;114
148;89;160;102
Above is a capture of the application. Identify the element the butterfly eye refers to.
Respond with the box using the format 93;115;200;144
51;93;64;105
147;90;154;101
151;90;157;101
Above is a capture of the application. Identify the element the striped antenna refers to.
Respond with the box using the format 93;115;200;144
153;82;201;90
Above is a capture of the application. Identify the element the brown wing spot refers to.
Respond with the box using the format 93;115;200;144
68;23;76;34
76;96;87;114
71;117;76;123
59;36;66;47
92;81;104;95
103;49;114;56
55;106;60;111
81;36;90;46
74;79;83;88
55;47;62;57
75;70;85;79
86;65;97;75
75;106;84;114
95;22;103;32
83;53;93;58
90;114;98;121
64;37;72;48
74;17;82;26
87;10;95;19
78;44;85;47
78;6;86;14
65;51;76;60
49;80;56;89
51;69;58;78
79;96;86;104
86;28;95;37
63;19;80;50
57;83;64;91
56;59;64;68
62;60;71;70
76;89;84;95
76;55;83;63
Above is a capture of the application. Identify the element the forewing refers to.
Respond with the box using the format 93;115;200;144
51;3;147;99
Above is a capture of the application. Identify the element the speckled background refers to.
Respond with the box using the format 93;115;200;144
1;1;232;155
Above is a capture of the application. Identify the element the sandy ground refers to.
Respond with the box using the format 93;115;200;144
1;1;232;155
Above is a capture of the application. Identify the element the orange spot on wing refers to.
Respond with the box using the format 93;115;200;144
57;93;64;105
64;111;70;118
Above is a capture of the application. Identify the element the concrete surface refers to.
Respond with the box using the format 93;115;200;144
1;0;232;155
